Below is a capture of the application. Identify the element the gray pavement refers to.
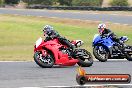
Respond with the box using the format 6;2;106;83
0;61;132;88
0;8;132;25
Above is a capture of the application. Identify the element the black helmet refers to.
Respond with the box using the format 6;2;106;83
43;25;53;36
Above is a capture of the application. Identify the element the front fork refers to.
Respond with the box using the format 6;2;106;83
42;50;47;56
35;49;47;57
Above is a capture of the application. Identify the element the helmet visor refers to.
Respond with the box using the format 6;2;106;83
99;28;104;34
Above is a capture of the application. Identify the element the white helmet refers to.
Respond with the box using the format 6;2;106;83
98;23;106;29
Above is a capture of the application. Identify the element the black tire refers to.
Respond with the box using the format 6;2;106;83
34;51;54;68
126;52;132;61
77;49;93;67
76;75;86;85
124;45;132;61
93;45;109;62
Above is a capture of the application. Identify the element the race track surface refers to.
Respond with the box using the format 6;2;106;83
0;8;132;25
0;61;132;88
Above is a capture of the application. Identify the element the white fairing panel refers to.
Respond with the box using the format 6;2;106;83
93;34;99;42
36;37;43;48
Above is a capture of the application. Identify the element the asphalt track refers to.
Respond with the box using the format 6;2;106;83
0;61;132;88
0;8;132;25
0;9;132;87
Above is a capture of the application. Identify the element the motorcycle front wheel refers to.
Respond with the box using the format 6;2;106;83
93;45;109;62
77;49;93;67
34;51;54;68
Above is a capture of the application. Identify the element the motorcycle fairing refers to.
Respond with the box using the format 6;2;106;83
34;39;78;66
93;34;115;48
93;34;115;55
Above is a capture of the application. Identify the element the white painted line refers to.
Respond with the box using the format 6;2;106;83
83;84;132;86
45;86;72;87
20;84;132;88
74;12;81;13
75;84;104;87
38;16;43;18
123;24;129;26
89;13;100;15
94;59;127;62
110;14;132;17
0;59;127;62
50;17;59;19
20;87;41;88
14;14;20;16
113;23;132;27
0;61;33;62
114;23;121;25
26;15;31;16
111;14;118;16
106;84;132;86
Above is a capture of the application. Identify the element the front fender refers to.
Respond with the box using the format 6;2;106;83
94;43;112;55
44;45;59;63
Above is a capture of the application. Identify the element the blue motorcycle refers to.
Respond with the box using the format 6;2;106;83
92;33;132;62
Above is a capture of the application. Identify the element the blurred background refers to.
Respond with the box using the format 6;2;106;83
0;0;132;10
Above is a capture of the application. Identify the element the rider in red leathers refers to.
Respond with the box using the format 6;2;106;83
43;25;74;51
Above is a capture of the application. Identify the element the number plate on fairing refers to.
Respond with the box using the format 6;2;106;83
129;52;132;54
36;37;42;48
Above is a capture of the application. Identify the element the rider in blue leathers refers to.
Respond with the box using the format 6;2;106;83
98;23;124;49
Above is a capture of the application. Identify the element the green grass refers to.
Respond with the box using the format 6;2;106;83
0;14;132;61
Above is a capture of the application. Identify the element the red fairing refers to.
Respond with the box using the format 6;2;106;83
34;38;78;66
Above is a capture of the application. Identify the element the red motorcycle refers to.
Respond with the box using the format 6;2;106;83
34;37;93;68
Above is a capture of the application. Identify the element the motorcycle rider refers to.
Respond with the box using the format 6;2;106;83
43;25;74;55
98;23;124;49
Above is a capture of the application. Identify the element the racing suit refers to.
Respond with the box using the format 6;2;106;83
44;30;74;50
100;28;119;41
101;28;124;50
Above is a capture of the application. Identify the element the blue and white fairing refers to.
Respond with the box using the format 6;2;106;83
92;34;115;48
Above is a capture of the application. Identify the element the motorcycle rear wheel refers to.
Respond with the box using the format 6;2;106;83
34;51;54;68
124;46;132;61
77;49;93;67
126;53;132;61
